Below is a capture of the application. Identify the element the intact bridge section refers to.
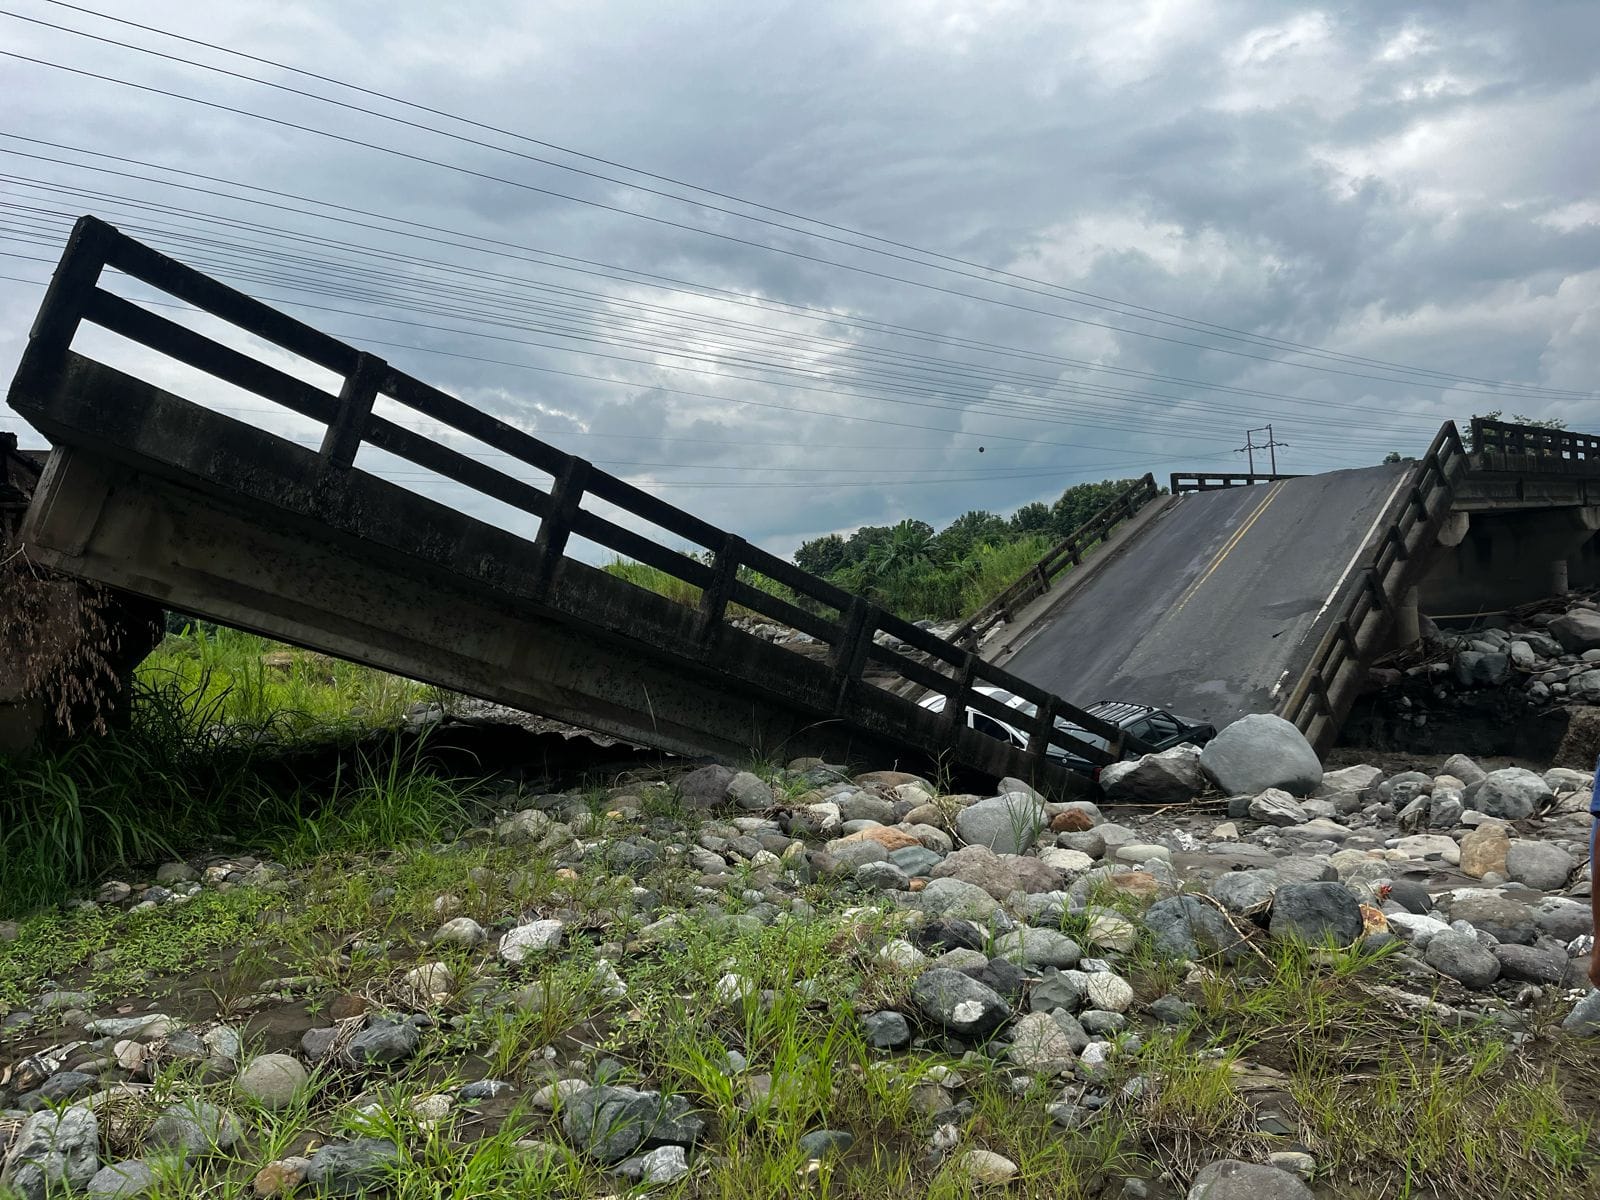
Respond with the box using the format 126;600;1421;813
6;216;1162;795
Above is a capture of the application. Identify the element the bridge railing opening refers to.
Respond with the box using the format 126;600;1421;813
1169;472;1301;494
1470;419;1600;464
14;215;1155;773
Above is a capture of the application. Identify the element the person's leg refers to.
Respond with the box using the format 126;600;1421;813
1591;817;1600;989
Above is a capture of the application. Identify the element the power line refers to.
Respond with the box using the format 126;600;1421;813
0;183;1459;451
15;0;1592;400
0;137;1532;422
0;225;1445;464
2;42;1592;403
0;258;1271;470
0;187;1452;439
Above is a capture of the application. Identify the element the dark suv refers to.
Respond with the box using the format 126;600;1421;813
1055;700;1216;773
920;688;1214;775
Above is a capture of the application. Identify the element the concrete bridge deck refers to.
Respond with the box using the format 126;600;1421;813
5;216;1164;794
997;463;1417;730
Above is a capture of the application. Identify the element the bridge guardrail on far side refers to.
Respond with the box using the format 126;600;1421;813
1277;421;1468;752
8;215;1162;788
952;474;1159;649
1169;472;1301;494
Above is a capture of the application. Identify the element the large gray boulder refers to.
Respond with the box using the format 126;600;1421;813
1209;869;1278;913
303;1139;402;1196
1098;745;1204;804
910;968;1009;1037
1145;895;1249;963
561;1086;703;1163
1424;931;1500;990
930;844;1062;899
1465;768;1552;820
1;1108;100;1200
1200;715;1322;797
956;792;1047;854
991;926;1082;969
1454;650;1509;686
1188;1159;1312;1199
915;877;1000;921
676;764;735;809
1492;943;1567;985
146;1100;242;1156
1550;609;1600;653
1562;991;1600;1034
85;1160;157;1200
1267;882;1363;946
1440;753;1487;786
1504;841;1575;891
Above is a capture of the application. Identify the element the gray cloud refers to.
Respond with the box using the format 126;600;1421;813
0;0;1595;561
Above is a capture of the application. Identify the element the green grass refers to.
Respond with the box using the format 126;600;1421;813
1126;935;1599;1197
0;628;474;917
602;555;798;619
2;782;1595;1200
0;886;275;1007
140;623;430;736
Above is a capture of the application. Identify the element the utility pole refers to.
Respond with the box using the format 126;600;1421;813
1237;424;1288;475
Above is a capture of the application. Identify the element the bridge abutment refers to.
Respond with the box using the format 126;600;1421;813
1419;505;1600;618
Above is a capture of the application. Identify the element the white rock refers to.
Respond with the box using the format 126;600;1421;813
498;920;565;964
714;973;757;1007
1249;788;1310;826
958;1150;1019;1186
1393;834;1461;866
1113;843;1172;864
876;939;927;970
951;999;987;1025
1384;912;1451;947
401;961;456;1006
1084;971;1134;1013
1038;848;1096;873
433;917;486;947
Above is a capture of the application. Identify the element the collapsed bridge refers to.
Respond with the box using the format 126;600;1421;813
9;217;1592;785
5;217;1157;796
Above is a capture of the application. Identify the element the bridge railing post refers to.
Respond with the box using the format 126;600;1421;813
23;216;115;370
693;532;745;645
320;352;386;469
829;596;876;713
1026;693;1060;759
943;651;977;738
529;456;591;598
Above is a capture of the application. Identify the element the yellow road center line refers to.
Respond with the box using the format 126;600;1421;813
1169;481;1286;617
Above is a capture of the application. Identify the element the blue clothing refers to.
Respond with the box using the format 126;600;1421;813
1593;752;1600;816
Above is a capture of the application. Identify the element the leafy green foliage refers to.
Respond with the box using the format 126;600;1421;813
791;479;1145;621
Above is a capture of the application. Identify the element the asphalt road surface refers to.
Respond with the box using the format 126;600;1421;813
1002;463;1415;728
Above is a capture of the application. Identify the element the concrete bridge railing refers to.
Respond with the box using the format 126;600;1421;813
1278;421;1470;751
7;215;1166;791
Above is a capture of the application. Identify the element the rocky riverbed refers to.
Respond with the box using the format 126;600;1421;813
2;712;1598;1199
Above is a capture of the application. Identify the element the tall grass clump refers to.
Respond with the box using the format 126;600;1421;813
268;735;481;862
955;535;1055;613
0;657;480;917
0;673;278;916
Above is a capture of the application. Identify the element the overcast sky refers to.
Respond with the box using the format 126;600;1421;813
2;0;1596;562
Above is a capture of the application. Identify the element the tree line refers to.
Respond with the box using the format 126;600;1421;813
791;478;1145;622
